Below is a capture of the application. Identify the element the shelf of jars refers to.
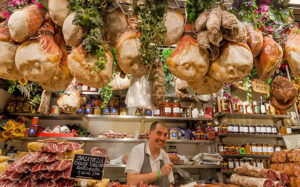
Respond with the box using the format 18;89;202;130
105;164;221;169
7;137;216;144
214;113;291;119
220;154;271;158
217;133;283;138
8;113;213;122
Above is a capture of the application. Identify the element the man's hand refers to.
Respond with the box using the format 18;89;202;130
160;162;174;177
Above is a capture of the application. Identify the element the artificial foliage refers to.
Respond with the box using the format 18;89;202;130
69;0;113;72
134;0;168;73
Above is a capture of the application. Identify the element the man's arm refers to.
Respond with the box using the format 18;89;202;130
170;184;174;187
127;172;158;185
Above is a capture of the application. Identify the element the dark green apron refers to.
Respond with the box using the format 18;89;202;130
140;143;170;187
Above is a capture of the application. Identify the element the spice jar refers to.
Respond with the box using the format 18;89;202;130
169;128;178;139
94;106;101;115
256;144;263;154
218;144;225;153
251;144;257;154
245;143;251;154
172;100;181;117
153;108;162;116
163;100;172;117
268;145;274;154
263;144;268;154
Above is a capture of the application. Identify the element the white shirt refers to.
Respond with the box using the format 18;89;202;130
126;143;174;183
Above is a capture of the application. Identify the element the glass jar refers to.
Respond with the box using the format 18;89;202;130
225;145;230;154
222;124;228;134
223;161;229;170
120;107;127;116
234;159;240;168
102;107;110;115
81;84;89;92
253;101;260;114
272;126;278;135
172;100;181;117
89;87;98;92
239;145;246;154
255;124;261;134
266;126;272;135
227;124;233;134
153;108;162;116
249;125;255;134
263;144;268;154
94;106;101;115
261;125;267;134
251;144;257;154
265;103;270;114
163;100;172;117
85;104;93;114
246;102;253;114
239;124;244;134
110;106;119;115
221;97;227;113
256;144;263;154
95;99;102;107
238;103;244;114
230;145;235;154
270;104;276;115
262;160;267;169
135;108;143;116
244;124;249;134
245;143;251;154
275;145;281;152
280;126;287;135
169;128;178;139
257;159;263;168
232;103;238;113
218;124;223;134
77;105;84;114
218;144;225;153
228;159;234;169
145;109;152;116
233;125;239;134
268;145;274;154
250;160;256;167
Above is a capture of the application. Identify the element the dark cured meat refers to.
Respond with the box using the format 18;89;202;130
7;159;23;172
267;170;277;181
91;147;107;157
63;142;81;151
280;172;289;184
18;178;38;187
43;143;66;153
0;179;18;187
44;171;56;180
28;172;43;181
57;179;76;187
263;179;275;187
24;152;42;163
32;163;43;172
39;152;64;163
275;181;285;187
15;163;32;173
1;171;23;181
39;180;56;187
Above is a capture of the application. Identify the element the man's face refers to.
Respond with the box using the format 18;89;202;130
149;124;168;149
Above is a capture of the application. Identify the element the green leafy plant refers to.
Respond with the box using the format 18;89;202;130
186;0;217;23
134;0;168;73
98;83;112;109
69;0;113;72
161;48;175;89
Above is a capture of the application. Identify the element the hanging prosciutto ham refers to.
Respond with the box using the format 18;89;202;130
0;21;22;80
116;16;147;77
285;27;300;77
62;13;83;47
208;42;253;83
163;8;184;46
188;75;222;95
8;5;44;42
67;45;113;88
40;28;73;92
256;36;283;81
103;7;128;49
245;24;263;58
48;0;70;27
15;17;61;83
166;24;209;82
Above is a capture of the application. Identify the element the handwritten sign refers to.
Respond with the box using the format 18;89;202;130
71;154;105;180
252;79;268;94
283;135;300;150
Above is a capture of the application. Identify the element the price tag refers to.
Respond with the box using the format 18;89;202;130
71;154;105;180
252;79;268;94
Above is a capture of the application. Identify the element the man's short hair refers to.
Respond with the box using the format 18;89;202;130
150;121;167;131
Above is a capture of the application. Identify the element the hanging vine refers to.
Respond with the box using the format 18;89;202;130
185;0;217;23
134;0;168;73
69;0;113;72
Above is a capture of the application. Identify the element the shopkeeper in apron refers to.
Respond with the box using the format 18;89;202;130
126;121;174;187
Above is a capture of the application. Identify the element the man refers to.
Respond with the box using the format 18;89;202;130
126;121;174;187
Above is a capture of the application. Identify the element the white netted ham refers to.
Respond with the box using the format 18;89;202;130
116;16;147;77
15;18;61;82
104;7;128;48
67;45;113;88
8;5;44;42
40;28;73;91
0;21;22;80
48;0;70;27
62;13;83;47
166;24;209;82
163;8;184;46
208;42;253;83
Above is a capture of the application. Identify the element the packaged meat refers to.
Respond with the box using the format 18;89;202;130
116;15;147;77
40;28;73;91
270;76;297;110
166;24;209;82
285;27;300;77
67;45;113;88
8;5;44;42
208;42;253;83
62;13;83;47
163;8;184;46
48;0;70;27
0;21;22;80
256;36;283;81
245;23;263;57
103;7;128;49
15;17;61;82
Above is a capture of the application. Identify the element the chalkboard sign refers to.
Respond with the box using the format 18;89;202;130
70;154;106;180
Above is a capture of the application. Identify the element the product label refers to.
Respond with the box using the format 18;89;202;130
164;107;171;113
240;126;244;133
256;127;261;133
218;146;224;152
257;146;262;153
235;162;239;168
228;162;234;169
261;127;267;133
82;85;89;91
146;110;152;115
272;127;277;133
287;128;292;134
171;132;177;138
261;106;266;114
263;147;268;153
234;126;239;133
275;147;281;152
244;127;249;133
111;108;117;114
103;109;110;114
154;110;160;115
173;107;180;113
85;108;91;114
250;127;255;133
267;127;272;133
228;126;232;133
77;108;83;114
247;106;253;113
251;146;257;153
29;129;35;135
268;146;274;153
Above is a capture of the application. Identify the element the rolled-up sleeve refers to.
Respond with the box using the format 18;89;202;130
125;145;144;174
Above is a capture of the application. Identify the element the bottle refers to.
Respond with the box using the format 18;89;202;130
28;117;39;137
253;101;260;114
259;96;266;114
